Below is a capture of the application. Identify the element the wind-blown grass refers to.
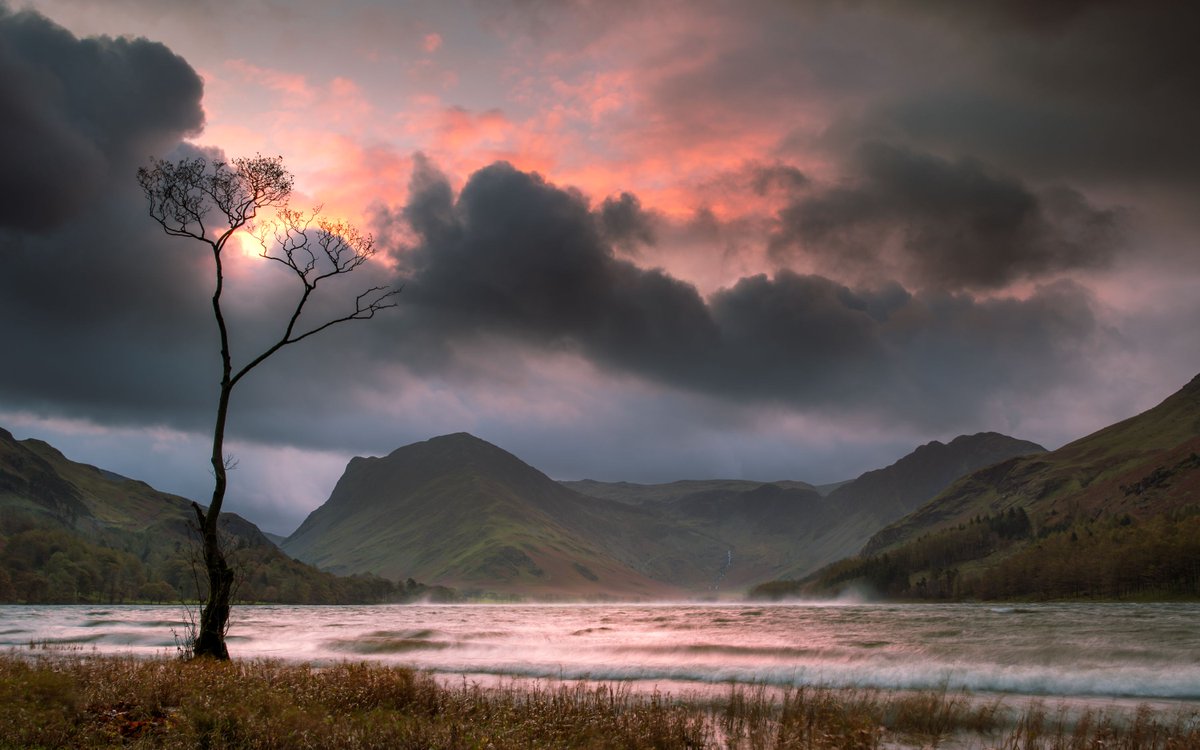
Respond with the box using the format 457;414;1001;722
1;652;1197;748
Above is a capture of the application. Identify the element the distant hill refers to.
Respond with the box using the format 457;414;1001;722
283;433;727;598
561;478;880;590
825;433;1047;527
560;479;821;505
558;478;849;589
864;379;1200;554
0;427;413;604
760;374;1200;601
759;432;1046;582
287;431;1044;597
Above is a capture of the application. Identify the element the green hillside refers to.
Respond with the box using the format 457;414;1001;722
0;427;418;604
286;432;1043;597
756;374;1200;601
283;433;729;598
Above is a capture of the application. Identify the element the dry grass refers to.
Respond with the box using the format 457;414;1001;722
0;652;1197;749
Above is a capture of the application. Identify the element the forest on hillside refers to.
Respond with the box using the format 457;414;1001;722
752;508;1200;601
0;514;455;605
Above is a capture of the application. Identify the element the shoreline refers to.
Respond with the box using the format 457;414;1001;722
4;650;1198;749
7;601;1200;708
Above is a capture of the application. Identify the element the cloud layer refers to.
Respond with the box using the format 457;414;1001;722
2;1;1197;533
0;5;202;230
771;142;1121;290
391;160;1106;428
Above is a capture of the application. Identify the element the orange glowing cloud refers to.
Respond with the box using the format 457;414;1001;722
186;3;844;295
435;106;513;151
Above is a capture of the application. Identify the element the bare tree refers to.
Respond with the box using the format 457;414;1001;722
138;155;397;659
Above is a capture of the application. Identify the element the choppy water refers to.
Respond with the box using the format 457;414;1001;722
3;602;1199;702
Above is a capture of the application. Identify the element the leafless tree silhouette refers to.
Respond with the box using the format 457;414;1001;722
138;154;397;659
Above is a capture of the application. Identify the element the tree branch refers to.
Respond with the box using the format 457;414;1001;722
229;285;399;387
192;501;207;529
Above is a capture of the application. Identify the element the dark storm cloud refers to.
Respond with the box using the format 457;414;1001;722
771;142;1120;289
749;163;808;196
0;7;215;430
0;12;373;457
393;161;1104;427
0;3;1134;460
400;161;717;380
0;5;203;231
702;272;1099;421
843;1;1200;188
917;0;1123;34
0;1;390;456
0;137;404;455
0;154;218;429
597;192;656;253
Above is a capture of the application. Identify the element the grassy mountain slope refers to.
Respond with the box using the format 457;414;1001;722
760;432;1046;582
767;374;1200;601
865;375;1200;555
293;432;1045;597
663;483;844;589
283;433;731;598
826;433;1046;523
0;427;404;604
563;479;848;589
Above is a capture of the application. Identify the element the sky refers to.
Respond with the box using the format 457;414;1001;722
2;0;1198;535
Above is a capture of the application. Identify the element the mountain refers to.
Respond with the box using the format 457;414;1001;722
559;479;822;505
776;374;1200;601
283;433;729;598
866;376;1200;554
0;427;268;545
559;478;877;589
761;432;1046;581
0;427;405;604
558;478;850;590
287;431;1044;597
825;432;1047;526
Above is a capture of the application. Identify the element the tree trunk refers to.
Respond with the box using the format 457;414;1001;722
192;383;234;660
193;520;234;660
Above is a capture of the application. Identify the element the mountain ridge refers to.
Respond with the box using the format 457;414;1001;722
763;372;1200;601
0;427;413;604
285;430;1045;597
865;377;1200;555
284;433;714;598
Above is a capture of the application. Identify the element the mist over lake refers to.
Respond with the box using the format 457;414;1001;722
7;602;1200;707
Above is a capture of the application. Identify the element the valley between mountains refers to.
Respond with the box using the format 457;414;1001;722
280;431;1042;597
4;374;1199;602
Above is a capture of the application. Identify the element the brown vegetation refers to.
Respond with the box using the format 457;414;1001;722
2;652;1197;749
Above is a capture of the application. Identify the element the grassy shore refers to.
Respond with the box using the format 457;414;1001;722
1;652;1197;749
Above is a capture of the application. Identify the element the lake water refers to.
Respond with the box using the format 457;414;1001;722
4;602;1199;705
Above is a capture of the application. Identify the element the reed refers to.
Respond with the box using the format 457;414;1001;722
0;652;1196;749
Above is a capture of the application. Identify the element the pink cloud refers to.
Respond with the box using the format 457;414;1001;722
187;5;860;296
435;106;513;151
223;59;316;106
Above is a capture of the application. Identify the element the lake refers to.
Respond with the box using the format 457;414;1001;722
4;602;1199;706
